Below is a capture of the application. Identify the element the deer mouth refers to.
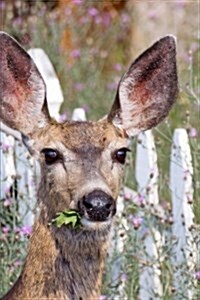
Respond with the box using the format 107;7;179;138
78;190;116;226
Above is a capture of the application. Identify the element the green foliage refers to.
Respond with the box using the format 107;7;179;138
0;193;28;296
51;210;81;228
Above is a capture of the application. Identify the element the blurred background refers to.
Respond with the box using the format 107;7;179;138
0;0;199;299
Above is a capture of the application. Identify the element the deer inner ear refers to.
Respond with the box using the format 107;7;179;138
108;35;178;137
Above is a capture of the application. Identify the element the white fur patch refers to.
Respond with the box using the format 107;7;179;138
80;217;111;231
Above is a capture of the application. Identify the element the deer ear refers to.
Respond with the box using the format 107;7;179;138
0;32;50;136
108;35;178;137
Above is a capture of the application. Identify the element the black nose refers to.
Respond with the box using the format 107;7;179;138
79;190;116;222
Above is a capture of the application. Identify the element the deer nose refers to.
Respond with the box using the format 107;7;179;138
80;190;116;222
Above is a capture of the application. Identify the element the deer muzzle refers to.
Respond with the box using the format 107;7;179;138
78;190;116;222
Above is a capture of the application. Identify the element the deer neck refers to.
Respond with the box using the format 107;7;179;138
7;197;111;300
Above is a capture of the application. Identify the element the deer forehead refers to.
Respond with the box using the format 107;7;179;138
35;119;127;153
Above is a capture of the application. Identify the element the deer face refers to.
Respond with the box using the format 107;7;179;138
27;120;128;229
0;32;178;230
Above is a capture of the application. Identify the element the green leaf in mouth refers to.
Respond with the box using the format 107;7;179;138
51;210;81;228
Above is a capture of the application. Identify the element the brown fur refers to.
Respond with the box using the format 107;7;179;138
2;120;127;300
0;32;178;300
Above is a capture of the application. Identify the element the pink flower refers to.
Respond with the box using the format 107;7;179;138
88;7;99;17
102;12;111;27
99;295;107;300
1;143;11;152
121;273;127;282
13;17;22;26
3;198;12;207
113;63;122;72
16;226;32;236
175;1;185;9
130;216;143;230
65;8;72;16
73;0;83;4
106;82;118;91
195;271;200;281
2;226;10;234
74;83;85;92
148;10;158;20
189;127;198;138
4;186;11;195
0;1;6;10
70;49;80;58
95;16;102;24
79;16;89;24
14;260;22;267
124;192;131;201
187;194;193;204
58;112;68;122
82;104;90;113
134;194;145;206
121;13;130;24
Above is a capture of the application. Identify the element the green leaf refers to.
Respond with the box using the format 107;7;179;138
51;210;81;228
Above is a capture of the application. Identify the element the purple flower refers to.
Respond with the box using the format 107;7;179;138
124;192;131;201
189;127;198;138
16;226;32;236
175;1;185;9
4;186;11;195
121;273;127;282
73;0;83;4
91;47;99;56
82;104;90;113
14;260;22;267
65;8;72;16
3;198;12;207
148;10;158;20
88;7;99;17
58;112;68;122
74;83;85;92
130;216;143;229
113;63;122;72
1;143;11;152
121;13;130;24
95;15;102;24
99;295;107;300
195;271;200;281
70;49;80;58
187;194;193;204
79;16;89;24
0;1;6;10
180;50;192;64
106;82;118;91
2;226;10;234
102;12;111;27
134;194;145;206
13;17;22;26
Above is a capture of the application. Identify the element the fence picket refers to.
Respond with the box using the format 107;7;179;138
71;108;86;121
170;128;197;299
135;130;163;299
0;131;16;200
28;48;64;120
14;141;37;228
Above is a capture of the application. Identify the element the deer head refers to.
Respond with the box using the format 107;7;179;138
0;32;178;300
0;32;178;230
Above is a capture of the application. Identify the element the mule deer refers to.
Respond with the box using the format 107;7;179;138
0;32;178;299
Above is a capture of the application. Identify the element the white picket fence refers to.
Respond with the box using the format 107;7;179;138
0;48;198;299
135;129;197;300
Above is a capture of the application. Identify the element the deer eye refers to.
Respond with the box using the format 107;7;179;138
41;148;60;165
114;148;130;164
